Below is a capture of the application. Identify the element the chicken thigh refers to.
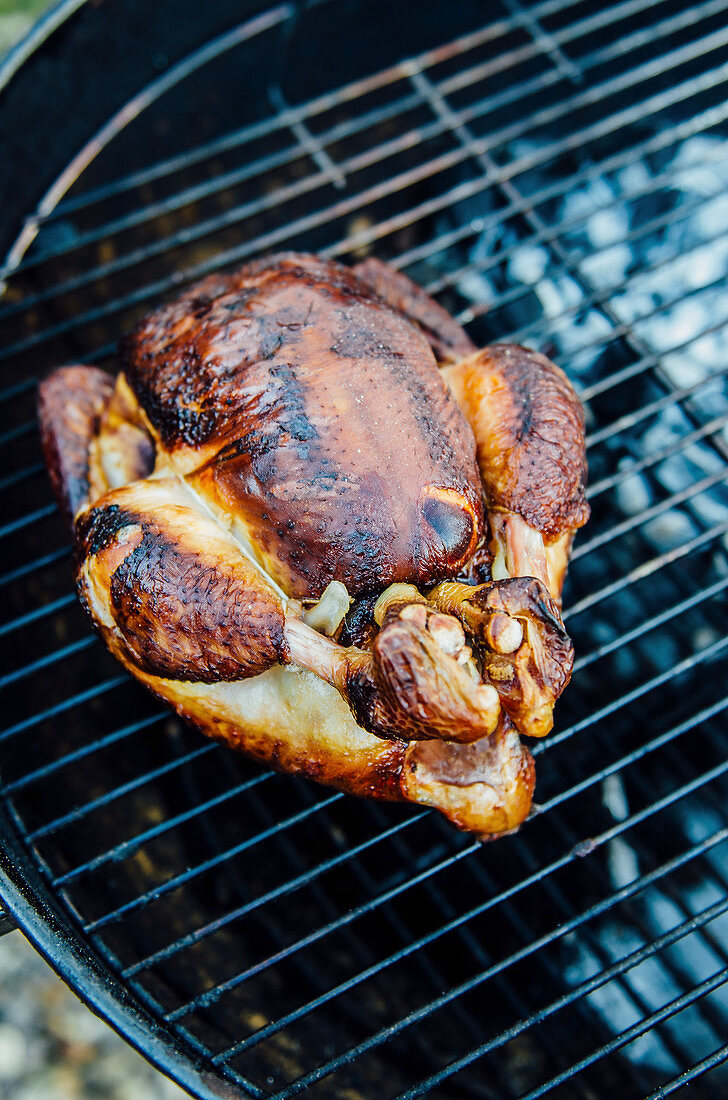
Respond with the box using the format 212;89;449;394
39;253;588;837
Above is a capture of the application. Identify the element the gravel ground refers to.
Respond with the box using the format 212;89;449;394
0;0;51;54
0;933;190;1100
1;6;195;1099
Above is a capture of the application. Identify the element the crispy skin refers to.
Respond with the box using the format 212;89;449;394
91;373;155;491
443;344;589;540
403;715;534;837
37;256;591;838
75;484;533;836
151;672;533;837
352;257;477;364
76;479;288;682
431;577;574;738
346;602;500;744
38;365;114;526
123;253;483;597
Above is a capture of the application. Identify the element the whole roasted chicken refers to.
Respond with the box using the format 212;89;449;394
39;254;588;837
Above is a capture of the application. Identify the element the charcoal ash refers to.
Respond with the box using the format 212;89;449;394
442;131;728;564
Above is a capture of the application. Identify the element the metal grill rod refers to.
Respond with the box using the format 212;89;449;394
0;504;55;540
164;687;728;1022
573;470;728;562
588;415;728;500
45;0;673;222
0;462;45;494
519;968;728;1100
567;519;728;622
262;760;728;1098
18;0;586;228
516;807;701;1093
29;741;218;840
4;0;709;301
17;579;725;901
55;771;272;879
77;790;344;924
647;1045;728;1100
427;158;727;308
0;640;98;700
452;188;728;342
217;805;728;1073
587;353;728;448
615;756;728;1052
536;636;728;759
396;892;728;1099
15;583;722;985
575;576;728;672
4;99;725;424
540;694;728;815
0;594;76;638
4;47;727;366
0;549;68;590
0;636;96;690
513;271;728;403
0;673;125;743
17;17;728;321
1;4;295;279
1;0;590;280
389;95;728;280
4;712;167;795
0;464;56;499
3;84;726;413
126;809;429;981
0;420;34;446
53;626;726;910
39;0;657;223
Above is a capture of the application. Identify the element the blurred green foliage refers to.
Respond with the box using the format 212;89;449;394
0;0;56;56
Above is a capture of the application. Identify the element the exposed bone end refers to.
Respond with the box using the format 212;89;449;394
373;582;426;625
303;580;352;636
475;682;500;713
517;702;554;739
426;611;466;655
486;612;523;654
367;611;501;744
399;603;428;629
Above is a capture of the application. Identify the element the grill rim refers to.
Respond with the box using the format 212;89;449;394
2;0;728;1096
0;791;259;1100
0;2;262;1095
0;0;84;94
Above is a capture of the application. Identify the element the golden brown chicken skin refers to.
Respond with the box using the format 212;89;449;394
38;252;589;838
122;254;483;597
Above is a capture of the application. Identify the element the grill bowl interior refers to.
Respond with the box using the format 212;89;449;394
2;1;728;1097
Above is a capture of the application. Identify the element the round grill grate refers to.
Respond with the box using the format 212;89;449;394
2;1;728;1097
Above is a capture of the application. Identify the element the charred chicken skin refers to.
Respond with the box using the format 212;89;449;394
38;253;588;838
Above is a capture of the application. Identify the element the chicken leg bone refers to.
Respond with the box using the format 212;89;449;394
286;582;501;745
430;574;573;738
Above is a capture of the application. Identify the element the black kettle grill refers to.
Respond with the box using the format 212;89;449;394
1;1;728;1096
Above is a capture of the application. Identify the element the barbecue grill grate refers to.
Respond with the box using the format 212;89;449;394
1;0;728;1096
